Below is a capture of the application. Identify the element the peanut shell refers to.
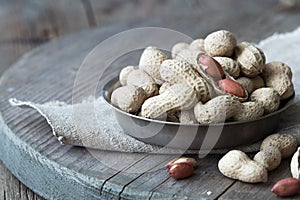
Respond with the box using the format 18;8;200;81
139;46;168;85
204;30;237;57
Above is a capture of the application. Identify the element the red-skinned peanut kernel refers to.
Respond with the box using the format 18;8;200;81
272;178;300;197
218;78;246;98
198;54;225;80
166;157;196;168
168;163;194;179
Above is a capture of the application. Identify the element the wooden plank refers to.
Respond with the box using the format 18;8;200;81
147;155;234;200
0;0;91;199
101;154;175;199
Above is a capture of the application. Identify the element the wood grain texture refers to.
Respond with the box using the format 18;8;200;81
1;0;300;199
0;0;92;199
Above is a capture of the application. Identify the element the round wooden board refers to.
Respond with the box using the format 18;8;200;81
1;13;300;199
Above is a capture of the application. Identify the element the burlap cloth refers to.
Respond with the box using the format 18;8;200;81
9;27;300;154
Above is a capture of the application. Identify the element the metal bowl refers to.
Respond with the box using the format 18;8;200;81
102;77;295;150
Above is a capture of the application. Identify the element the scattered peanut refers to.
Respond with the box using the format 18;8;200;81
260;134;297;159
169;163;194;180
204;30;237;57
272;178;300;197
218;150;268;183
166;157;197;168
219;133;297;183
291;147;300;179
166;157;196;179
111;85;146;113
253;146;281;171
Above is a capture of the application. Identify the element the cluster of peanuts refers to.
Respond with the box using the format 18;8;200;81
111;30;294;124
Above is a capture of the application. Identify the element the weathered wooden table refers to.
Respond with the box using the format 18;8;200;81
1;0;300;199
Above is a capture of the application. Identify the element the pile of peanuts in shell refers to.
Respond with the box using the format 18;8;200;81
111;30;294;124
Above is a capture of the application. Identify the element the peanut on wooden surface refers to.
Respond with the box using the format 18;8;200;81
219;133;297;183
110;29;295;124
218;150;268;183
272;178;300;197
166;157;196;179
291;147;300;179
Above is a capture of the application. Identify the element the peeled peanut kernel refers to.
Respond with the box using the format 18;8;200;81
166;157;196;168
198;54;225;80
204;30;237;57
218;78;247;98
168;163;194;180
272;178;300;197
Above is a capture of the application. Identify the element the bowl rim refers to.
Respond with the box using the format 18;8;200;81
102;76;296;127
